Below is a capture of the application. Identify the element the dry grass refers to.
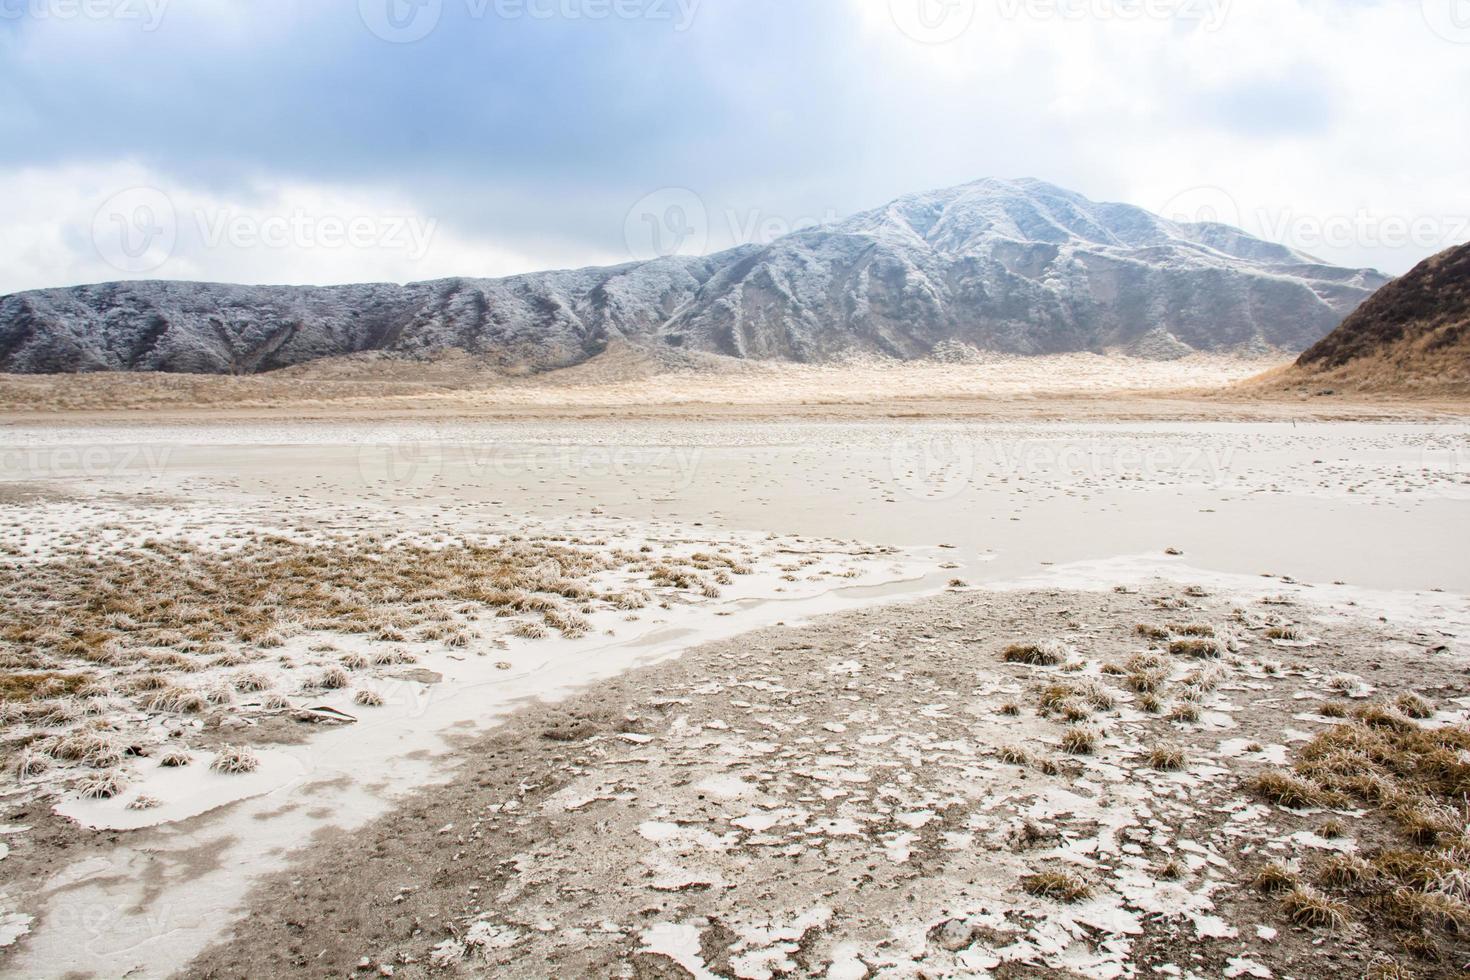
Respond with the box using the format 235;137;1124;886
1250;770;1334;809
1147;746;1187;772
1060;726;1097;755
1003;641;1067;667
210;746;260;774
1251;863;1301;894
1169;638;1222;659
354;689;385;708
1021;870;1092;903
1281;886;1350;929
0;671;91;702
77;769;127;799
1260;715;1470;961
998;746;1030;766
1168;702;1201;724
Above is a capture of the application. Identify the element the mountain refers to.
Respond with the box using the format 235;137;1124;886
1291;241;1469;389
0;178;1389;375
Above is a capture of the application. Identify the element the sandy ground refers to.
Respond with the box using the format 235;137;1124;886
178;582;1470;979
4;352;1469;423
0;409;1467;978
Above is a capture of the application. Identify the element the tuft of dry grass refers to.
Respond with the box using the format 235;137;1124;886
1060;726;1097;755
353;689;385;708
1147;746;1187;772
998;702;1020;717
1157;858;1186;881
1003;641;1066;667
1394;692;1435;720
316;666;351;690
1281;886;1350;929
1251;770;1332;809
1169;638;1222;659
998;746;1030;766
1320;854;1375;890
158;748;192;768
77;769;127;799
14;751;50;779
1168;702;1201;724
210;746;260;774
1251;863;1301;894
1135;624;1170;641
1021;870;1092;903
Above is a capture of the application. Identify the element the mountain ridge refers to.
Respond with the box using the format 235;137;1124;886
0;178;1390;375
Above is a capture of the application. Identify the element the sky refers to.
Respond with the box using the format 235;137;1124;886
1;0;1467;294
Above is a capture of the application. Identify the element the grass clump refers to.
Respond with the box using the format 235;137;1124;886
1022;870;1092;903
1003;641;1066;667
210;746;260;774
1394;692;1435;720
77;769;128;799
1168;702;1201;724
1250;770;1330;809
1147;746;1187;772
1060;726;1097;756
1251;863;1301;894
1169;638;1222;659
1281;886;1350;929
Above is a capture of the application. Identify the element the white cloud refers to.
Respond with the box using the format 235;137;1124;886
843;0;1470;273
0;161;621;295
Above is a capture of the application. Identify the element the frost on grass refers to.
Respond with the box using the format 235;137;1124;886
0;520;842;800
210;746;260;775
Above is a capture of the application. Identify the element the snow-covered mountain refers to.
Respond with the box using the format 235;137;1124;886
0;179;1390;374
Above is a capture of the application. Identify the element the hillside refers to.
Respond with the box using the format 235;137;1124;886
1288;241;1470;391
0;179;1389;375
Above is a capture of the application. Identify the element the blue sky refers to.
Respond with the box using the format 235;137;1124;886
1;0;1467;292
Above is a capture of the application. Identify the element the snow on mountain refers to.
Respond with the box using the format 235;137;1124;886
0;179;1389;374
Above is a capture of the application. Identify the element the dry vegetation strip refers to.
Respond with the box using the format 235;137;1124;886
0;532;752;794
1249;712;1470;966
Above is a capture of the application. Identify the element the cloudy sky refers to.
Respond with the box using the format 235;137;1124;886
1;0;1467;294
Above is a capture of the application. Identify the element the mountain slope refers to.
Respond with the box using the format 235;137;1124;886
0;179;1388;375
1292;241;1470;389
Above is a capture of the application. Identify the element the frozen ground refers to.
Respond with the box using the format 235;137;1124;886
0;418;1466;977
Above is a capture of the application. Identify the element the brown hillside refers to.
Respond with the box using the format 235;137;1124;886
1290;241;1470;391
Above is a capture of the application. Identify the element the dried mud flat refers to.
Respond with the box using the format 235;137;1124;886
177;583;1470;980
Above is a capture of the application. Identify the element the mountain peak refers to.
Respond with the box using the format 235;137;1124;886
0;179;1392;374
